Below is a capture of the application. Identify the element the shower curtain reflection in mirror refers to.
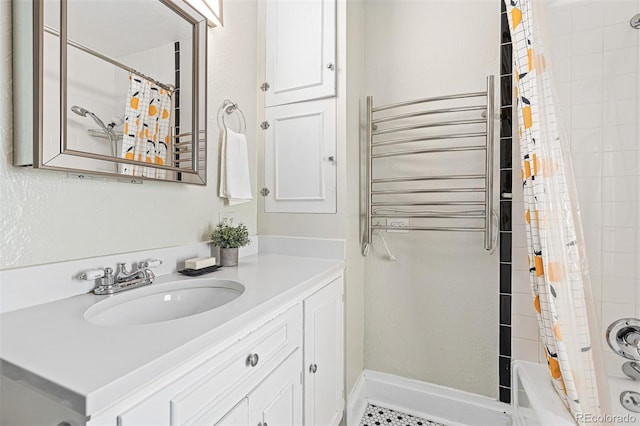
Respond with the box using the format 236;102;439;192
119;73;173;179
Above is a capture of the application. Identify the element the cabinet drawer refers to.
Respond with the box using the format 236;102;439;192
170;304;302;425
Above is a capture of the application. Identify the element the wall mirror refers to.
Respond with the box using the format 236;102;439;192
13;0;208;184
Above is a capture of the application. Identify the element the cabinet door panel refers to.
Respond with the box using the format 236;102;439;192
304;278;344;426
264;98;336;213
117;306;302;426
265;0;336;106
214;398;249;426
249;350;302;426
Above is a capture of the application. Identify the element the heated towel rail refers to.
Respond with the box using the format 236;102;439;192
362;75;495;255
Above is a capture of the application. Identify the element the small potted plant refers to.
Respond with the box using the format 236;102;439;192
210;218;251;266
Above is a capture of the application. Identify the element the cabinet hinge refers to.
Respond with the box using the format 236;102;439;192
260;82;270;92
300;371;303;384
260;121;270;130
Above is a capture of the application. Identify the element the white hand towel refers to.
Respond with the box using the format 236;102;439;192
219;129;253;205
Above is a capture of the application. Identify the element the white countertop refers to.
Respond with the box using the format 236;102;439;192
0;253;343;416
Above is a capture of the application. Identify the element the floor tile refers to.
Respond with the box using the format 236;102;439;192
359;404;445;426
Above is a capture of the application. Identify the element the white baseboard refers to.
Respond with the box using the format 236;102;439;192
346;372;367;426
347;370;512;426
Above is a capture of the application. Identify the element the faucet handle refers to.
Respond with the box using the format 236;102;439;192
79;267;115;292
139;259;162;268
79;269;105;280
79;267;113;281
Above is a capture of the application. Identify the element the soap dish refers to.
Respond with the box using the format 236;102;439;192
177;265;221;276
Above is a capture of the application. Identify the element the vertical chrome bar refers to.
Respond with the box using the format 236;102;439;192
362;96;373;256
484;75;495;251
35;0;44;166
191;25;199;173
60;0;68;153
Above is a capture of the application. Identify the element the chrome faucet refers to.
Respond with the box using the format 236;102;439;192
115;262;145;282
79;259;162;295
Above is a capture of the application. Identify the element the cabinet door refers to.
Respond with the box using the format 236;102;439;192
248;350;302;426
303;278;344;426
264;98;336;213
214;398;249;426
264;0;336;106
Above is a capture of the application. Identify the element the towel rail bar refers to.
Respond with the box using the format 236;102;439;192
372;119;486;136
372;105;486;125
372;174;485;183
371;91;486;112
371;132;486;148
372;201;486;207
371;226;485;232
372;213;486;219
371;188;485;195
372;145;485;159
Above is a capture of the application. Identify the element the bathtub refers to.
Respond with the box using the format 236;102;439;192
512;360;640;426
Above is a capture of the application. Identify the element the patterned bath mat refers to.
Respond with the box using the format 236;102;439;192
359;404;446;426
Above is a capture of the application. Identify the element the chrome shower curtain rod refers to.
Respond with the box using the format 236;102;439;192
43;25;175;92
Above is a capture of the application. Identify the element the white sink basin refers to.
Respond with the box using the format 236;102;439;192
84;278;245;326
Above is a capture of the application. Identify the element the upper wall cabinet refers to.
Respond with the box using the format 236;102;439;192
264;0;336;107
263;98;336;213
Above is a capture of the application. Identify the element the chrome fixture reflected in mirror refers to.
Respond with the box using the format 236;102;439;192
13;0;210;185
70;105;117;156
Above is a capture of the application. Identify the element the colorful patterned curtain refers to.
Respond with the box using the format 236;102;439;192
120;73;172;179
505;0;609;422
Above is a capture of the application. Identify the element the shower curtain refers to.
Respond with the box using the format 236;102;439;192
505;0;609;422
120;73;172;179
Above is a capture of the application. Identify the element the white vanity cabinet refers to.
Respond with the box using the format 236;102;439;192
303;277;344;426
86;275;344;426
0;260;345;426
106;305;303;426
264;0;336;106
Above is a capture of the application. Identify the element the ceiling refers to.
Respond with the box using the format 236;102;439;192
45;0;194;58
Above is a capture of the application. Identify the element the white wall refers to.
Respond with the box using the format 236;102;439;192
344;0;366;396
0;0;258;269
362;0;500;398
509;0;640;382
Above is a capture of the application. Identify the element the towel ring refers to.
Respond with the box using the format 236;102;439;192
218;99;247;133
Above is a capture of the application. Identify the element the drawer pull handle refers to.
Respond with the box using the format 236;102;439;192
246;353;259;367
309;363;318;374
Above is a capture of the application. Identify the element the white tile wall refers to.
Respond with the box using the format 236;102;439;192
510;0;640;376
